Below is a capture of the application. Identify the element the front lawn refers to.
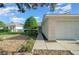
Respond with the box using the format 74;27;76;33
0;34;21;41
0;32;24;35
0;35;26;53
0;31;37;53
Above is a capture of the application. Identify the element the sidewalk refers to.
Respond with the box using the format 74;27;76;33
32;33;47;50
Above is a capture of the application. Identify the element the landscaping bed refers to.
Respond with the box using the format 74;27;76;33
0;35;26;53
17;37;36;53
0;31;37;55
32;49;73;55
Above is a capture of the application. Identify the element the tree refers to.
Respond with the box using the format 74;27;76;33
0;21;5;32
0;3;57;13
24;16;38;36
16;3;57;13
0;21;11;32
0;21;5;27
24;16;38;29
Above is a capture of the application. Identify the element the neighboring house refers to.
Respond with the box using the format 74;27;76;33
6;22;23;32
0;26;4;32
42;14;79;41
0;25;5;30
0;26;4;30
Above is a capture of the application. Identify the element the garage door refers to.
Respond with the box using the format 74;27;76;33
55;22;79;40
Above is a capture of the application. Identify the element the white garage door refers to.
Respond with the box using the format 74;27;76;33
55;22;79;40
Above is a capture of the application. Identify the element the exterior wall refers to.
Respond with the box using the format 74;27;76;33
15;27;23;32
0;27;4;29
9;26;23;32
49;18;79;40
42;15;79;41
9;26;16;32
48;19;56;41
55;21;79;40
42;19;48;39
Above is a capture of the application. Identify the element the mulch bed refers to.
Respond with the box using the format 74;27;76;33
32;49;73;55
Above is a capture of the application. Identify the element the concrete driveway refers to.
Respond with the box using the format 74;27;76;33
32;33;79;55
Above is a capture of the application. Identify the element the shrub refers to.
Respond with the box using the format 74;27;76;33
17;38;35;52
24;30;38;37
24;38;34;52
3;28;11;32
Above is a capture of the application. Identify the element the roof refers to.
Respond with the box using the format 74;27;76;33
6;22;23;27
45;14;79;19
41;14;79;26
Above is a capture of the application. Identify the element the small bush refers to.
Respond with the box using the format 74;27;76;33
24;30;38;37
18;38;35;52
3;28;11;32
0;28;11;33
25;38;34;52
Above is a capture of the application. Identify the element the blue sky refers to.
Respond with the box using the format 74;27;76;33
0;3;79;24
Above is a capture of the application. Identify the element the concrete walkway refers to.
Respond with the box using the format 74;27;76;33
32;33;79;55
33;33;47;50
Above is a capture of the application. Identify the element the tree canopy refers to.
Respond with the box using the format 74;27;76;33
24;16;38;29
0;3;57;13
0;21;5;27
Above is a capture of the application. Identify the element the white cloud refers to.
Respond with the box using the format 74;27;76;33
11;17;25;23
54;4;71;14
34;16;39;19
0;6;18;16
61;4;71;12
5;7;18;11
57;3;65;6
55;7;61;10
0;9;10;15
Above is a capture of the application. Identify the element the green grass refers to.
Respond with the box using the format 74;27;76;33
0;32;25;41
17;37;36;52
0;32;24;35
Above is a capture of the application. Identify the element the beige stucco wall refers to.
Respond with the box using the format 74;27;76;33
55;21;79;39
42;15;79;41
42;19;48;39
48;19;56;41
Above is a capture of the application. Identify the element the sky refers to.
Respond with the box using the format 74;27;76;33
0;3;79;24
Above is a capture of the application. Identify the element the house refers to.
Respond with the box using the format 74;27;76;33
42;14;79;41
6;22;23;32
0;26;4;32
0;26;4;30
